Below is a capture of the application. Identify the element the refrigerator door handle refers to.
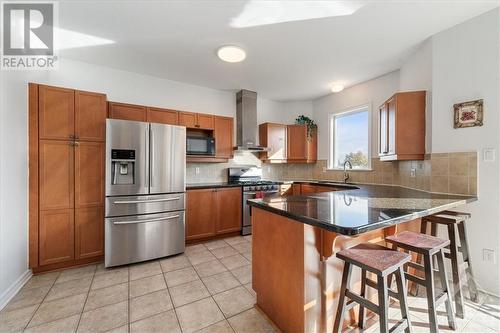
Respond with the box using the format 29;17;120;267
113;215;180;225
113;197;181;204
145;127;149;189
151;128;155;188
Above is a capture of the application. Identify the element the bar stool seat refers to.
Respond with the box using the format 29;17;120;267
422;211;479;319
333;243;412;333
386;231;456;333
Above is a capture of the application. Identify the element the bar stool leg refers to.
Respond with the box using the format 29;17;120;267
423;254;439;333
436;249;457;330
333;262;352;333
377;275;389;333
448;223;465;318
358;269;367;329
458;220;479;303
395;266;412;333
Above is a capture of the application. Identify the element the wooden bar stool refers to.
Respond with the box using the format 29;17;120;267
422;211;479;318
386;231;456;333
333;243;412;333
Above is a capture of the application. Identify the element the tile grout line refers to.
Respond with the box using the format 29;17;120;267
160;256;184;333
74;265;97;333
22;270;62;331
127;266;130;333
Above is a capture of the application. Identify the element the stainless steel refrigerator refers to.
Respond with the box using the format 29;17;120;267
105;119;186;267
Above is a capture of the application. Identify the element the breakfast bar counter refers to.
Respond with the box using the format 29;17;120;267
247;183;476;332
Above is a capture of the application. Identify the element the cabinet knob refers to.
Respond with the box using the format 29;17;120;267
69;134;75;139
74;141;80;147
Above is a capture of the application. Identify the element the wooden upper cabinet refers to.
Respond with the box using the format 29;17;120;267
379;91;426;161
287;124;316;163
39;209;75;265
214;116;233;158
74;141;105;208
108;102;147;122
75;91;107;141
147;107;178;125
39;140;74;211
75;206;104;259
216;187;242;234
259;123;287;162
197;114;214;130
179;112;214;129
178;112;197;128
186;189;217;241
39;85;75;140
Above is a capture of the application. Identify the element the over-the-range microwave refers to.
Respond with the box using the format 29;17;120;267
186;136;215;156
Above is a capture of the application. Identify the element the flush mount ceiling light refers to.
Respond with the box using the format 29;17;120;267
331;83;345;93
217;45;246;63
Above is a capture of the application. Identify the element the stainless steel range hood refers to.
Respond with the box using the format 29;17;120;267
235;89;268;152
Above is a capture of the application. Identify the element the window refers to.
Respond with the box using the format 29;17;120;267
328;104;371;170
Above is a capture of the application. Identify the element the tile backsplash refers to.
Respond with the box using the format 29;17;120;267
187;151;477;196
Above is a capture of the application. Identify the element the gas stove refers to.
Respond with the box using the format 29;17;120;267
227;167;280;192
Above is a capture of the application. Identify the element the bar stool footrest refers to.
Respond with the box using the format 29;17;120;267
389;319;409;333
345;290;379;314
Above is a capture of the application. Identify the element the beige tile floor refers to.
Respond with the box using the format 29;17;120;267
0;234;499;333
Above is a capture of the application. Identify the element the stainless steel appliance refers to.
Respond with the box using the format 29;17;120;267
234;90;268;152
228;167;280;235
105;119;186;267
186;136;215;156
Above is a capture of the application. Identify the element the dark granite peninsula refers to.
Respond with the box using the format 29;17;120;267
248;183;476;333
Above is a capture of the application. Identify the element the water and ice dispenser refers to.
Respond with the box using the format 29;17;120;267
111;149;135;185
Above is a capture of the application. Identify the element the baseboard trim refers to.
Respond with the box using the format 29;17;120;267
0;269;32;311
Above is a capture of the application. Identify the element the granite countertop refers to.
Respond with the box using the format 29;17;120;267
247;183;477;235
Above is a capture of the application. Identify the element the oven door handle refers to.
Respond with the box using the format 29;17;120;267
244;190;279;195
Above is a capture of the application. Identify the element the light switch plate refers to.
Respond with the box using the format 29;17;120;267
483;248;496;263
410;168;416;178
483;148;495;162
195;167;200;175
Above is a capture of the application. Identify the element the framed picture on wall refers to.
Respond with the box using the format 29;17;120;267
453;99;483;128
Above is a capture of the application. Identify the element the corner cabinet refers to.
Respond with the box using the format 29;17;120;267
186;187;242;242
259;123;287;162
379;91;426;161
30;84;106;273
286;124;317;163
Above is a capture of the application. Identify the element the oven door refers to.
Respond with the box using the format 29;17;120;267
242;190;278;235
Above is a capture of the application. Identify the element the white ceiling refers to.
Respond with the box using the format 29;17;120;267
58;1;499;101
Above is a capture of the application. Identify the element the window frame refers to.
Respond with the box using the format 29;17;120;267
327;103;372;171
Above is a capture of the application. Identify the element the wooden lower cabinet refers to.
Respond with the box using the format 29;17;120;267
186;187;242;241
186;189;217;241
39;209;75;266
216;188;242;234
75;207;104;259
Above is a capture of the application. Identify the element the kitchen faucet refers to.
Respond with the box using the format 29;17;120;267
343;160;352;183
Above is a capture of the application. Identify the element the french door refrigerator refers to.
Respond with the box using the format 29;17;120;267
105;119;186;267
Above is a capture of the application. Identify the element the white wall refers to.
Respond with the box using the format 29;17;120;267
257;98;313;125
312;71;400;160
430;8;500;294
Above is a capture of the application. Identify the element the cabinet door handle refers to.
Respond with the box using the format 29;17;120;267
74;141;79;147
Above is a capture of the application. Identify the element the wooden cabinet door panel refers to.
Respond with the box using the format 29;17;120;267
108;102;147;121
39;85;75;140
214;116;233;158
39;140;74;210
75;91;106;141
216;188;242;234
197;114;215;130
75;141;104;208
379;104;388;155
39;209;75;265
75;206;104;259
387;98;396;155
147;108;178;125
287;125;307;160
268;124;287;160
300;184;317;194
178;112;197;128
186;189;216;240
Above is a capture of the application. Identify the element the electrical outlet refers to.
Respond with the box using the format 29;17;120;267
195;167;200;175
322;167;327;172
483;248;496;263
410;168;416;178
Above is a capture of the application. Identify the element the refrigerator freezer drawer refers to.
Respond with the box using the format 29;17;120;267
106;193;185;217
105;211;185;267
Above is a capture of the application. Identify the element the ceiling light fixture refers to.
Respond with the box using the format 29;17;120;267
217;45;246;63
331;83;345;93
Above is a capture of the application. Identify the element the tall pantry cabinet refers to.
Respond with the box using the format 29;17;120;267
30;83;106;272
